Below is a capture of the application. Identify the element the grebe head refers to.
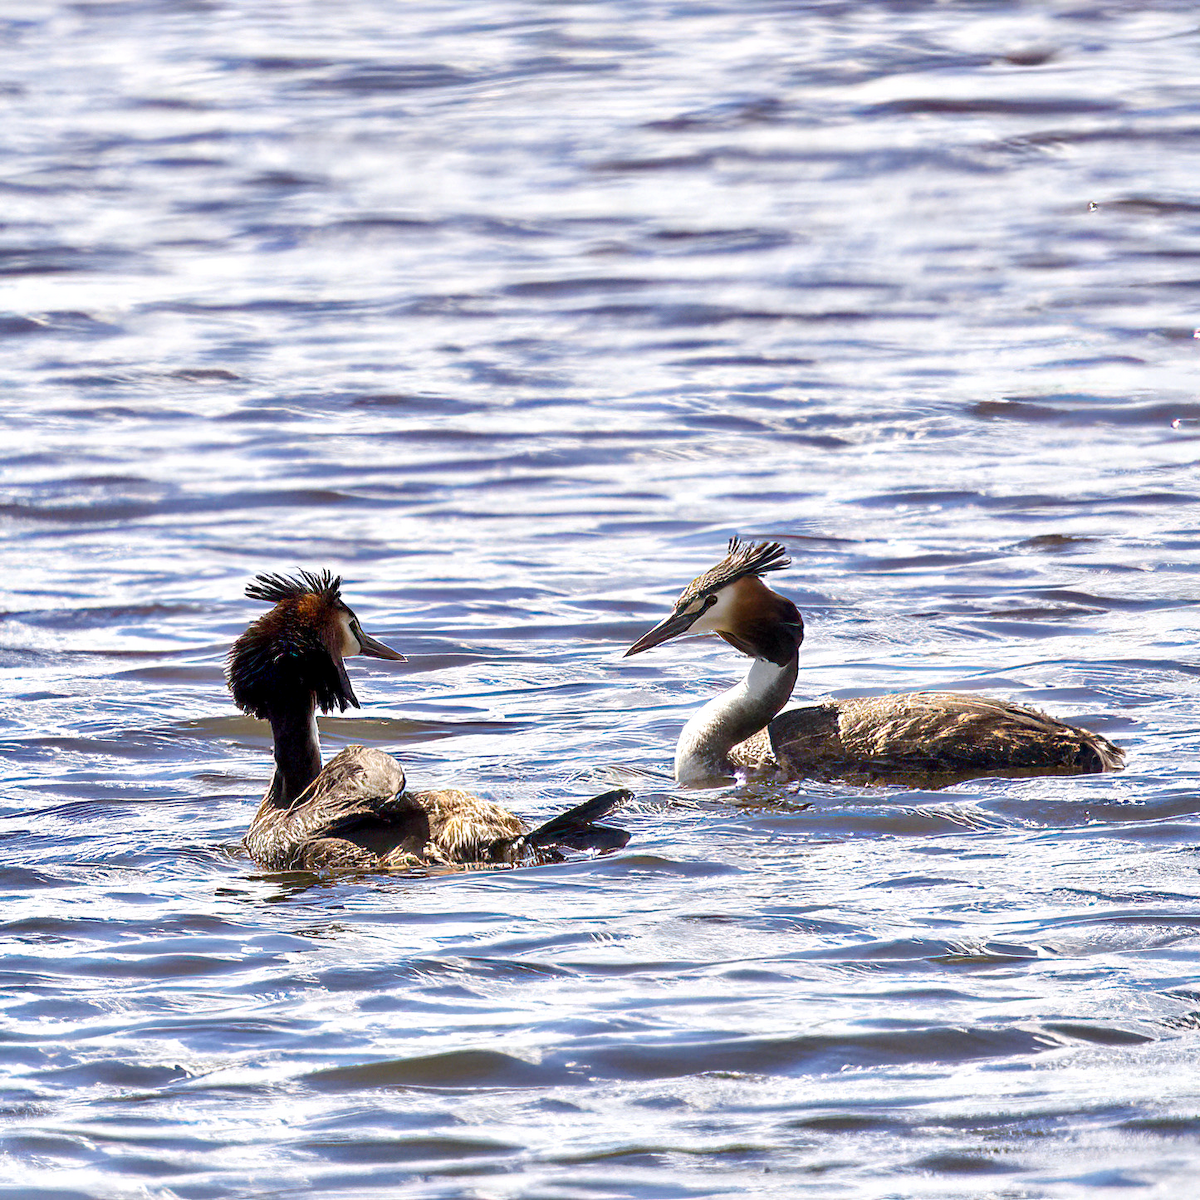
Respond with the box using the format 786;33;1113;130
227;569;405;719
624;538;803;667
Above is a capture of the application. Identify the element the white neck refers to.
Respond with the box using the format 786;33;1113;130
674;653;798;787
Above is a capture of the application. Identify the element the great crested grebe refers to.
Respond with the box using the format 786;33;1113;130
624;539;1125;789
227;570;629;871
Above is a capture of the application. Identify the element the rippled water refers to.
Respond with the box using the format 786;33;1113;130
3;1;1200;1196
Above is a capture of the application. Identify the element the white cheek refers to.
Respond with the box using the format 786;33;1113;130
690;588;737;634
337;614;361;657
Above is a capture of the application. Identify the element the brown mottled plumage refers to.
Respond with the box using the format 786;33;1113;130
228;571;629;872
625;539;1125;789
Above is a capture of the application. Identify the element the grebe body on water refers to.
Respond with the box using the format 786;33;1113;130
624;540;1124;789
228;571;629;871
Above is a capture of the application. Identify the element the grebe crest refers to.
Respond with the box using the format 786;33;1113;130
626;538;803;668
227;569;403;720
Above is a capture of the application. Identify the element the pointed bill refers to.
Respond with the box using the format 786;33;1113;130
358;630;406;661
624;609;700;656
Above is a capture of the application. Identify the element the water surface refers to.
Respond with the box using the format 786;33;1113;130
3;1;1200;1197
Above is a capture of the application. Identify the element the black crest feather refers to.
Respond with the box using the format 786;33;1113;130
228;568;357;718
246;569;342;606
680;538;790;606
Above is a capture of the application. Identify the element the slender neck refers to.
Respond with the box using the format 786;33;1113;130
263;694;322;807
675;652;799;786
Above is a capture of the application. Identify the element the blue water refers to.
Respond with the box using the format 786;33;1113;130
2;1;1200;1196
